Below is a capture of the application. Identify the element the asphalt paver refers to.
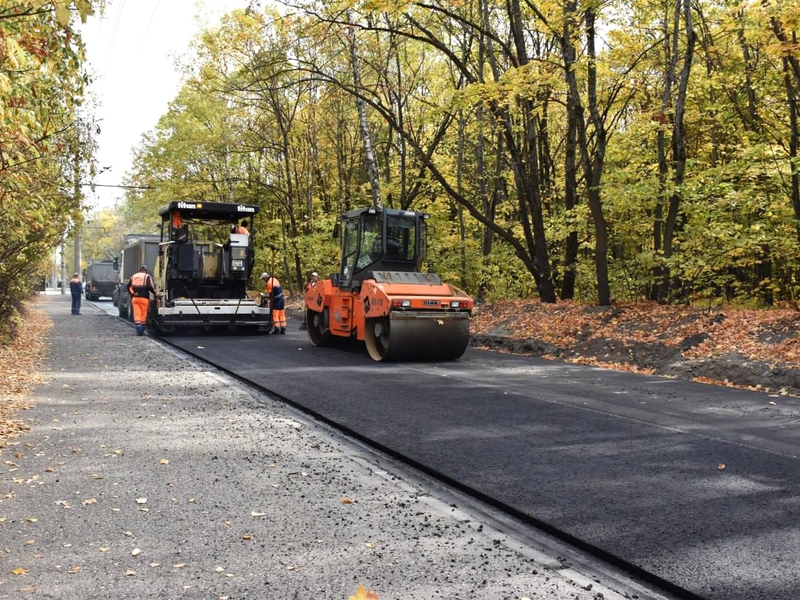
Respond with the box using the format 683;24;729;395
0;295;625;599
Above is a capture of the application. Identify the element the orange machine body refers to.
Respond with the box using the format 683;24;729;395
305;274;473;342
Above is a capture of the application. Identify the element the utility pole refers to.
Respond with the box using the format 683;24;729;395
71;123;84;278
60;244;67;295
74;231;82;277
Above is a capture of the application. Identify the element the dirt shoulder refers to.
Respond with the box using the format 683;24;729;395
470;300;800;397
0;304;51;448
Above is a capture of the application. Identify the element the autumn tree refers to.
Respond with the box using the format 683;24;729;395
0;1;98;333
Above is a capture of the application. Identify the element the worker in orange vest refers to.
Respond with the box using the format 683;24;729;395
260;272;285;334
300;272;319;331
234;220;249;235
127;265;156;336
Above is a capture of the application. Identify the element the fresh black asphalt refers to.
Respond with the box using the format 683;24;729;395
165;322;800;600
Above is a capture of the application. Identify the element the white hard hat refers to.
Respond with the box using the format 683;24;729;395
259;272;269;280
311;272;318;277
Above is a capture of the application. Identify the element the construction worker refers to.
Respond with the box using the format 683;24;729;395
234;220;249;235
300;272;319;330
260;272;286;334
127;265;156;336
69;272;82;315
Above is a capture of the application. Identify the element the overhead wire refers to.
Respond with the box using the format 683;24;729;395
136;0;161;55
102;0;126;76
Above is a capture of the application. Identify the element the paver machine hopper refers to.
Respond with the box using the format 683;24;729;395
304;207;473;361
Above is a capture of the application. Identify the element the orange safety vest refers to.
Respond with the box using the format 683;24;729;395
265;276;280;295
129;272;154;297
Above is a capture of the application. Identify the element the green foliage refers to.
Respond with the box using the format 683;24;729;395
117;0;800;307
0;2;99;336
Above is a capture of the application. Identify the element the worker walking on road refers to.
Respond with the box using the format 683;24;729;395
127;265;156;336
260;272;286;334
69;272;82;315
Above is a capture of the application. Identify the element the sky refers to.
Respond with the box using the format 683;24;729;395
78;0;253;211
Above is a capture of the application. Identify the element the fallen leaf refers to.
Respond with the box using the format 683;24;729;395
364;543;375;549
242;534;253;540
68;566;80;574
251;511;266;517
718;463;726;471
125;570;135;576
159;458;169;465
173;563;186;569
341;498;354;505
82;498;97;506
131;548;141;556
135;498;147;504
26;518;37;523
11;567;28;575
149;562;161;568
349;585;380;600
99;547;110;553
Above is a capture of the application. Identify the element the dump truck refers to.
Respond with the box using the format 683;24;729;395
114;234;161;319
304;206;473;361
147;200;270;334
83;259;118;301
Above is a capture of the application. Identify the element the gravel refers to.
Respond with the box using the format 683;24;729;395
0;295;619;600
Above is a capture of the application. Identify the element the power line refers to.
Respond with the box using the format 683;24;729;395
137;0;161;55
83;183;153;189
102;0;126;76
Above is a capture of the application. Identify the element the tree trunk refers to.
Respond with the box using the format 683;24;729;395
561;88;579;300
563;2;611;305
346;14;382;209
662;0;696;302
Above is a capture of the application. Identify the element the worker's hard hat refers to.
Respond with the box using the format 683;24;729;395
73;272;79;277
259;272;269;280
140;265;148;271
311;272;318;277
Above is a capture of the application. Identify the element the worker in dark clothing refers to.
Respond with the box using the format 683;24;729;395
127;265;156;336
260;272;286;334
69;272;82;315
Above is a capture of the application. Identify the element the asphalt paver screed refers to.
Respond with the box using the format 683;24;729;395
0;295;608;600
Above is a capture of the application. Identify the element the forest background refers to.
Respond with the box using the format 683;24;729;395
1;0;799;343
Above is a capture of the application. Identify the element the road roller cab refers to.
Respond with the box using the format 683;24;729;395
305;207;473;361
